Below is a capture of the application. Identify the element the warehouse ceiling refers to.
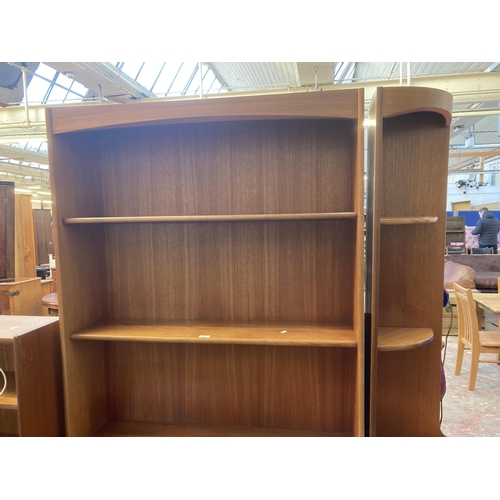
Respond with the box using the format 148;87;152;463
0;61;499;198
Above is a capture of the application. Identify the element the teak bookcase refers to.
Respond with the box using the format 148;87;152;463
46;86;452;437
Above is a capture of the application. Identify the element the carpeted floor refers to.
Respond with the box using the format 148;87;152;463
440;310;500;437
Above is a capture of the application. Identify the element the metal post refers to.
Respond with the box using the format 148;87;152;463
21;66;31;126
199;62;203;99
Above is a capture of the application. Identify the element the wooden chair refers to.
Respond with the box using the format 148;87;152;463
453;283;500;390
470;247;494;254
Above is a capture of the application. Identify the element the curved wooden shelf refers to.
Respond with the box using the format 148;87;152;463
380;216;438;225
379;86;453;125
378;326;434;351
70;320;358;347
63;212;358;224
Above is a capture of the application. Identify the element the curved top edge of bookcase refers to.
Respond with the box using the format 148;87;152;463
46;89;364;135
374;86;453;126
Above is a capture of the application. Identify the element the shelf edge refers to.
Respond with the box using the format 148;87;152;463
378;326;434;351
63;212;358;224
380;216;438;225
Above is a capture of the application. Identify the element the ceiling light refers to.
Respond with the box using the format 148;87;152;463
37;190;52;196
14;187;32;194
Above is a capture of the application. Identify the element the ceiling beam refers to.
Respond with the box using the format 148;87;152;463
449;149;500;158
44;62;156;102
0;143;49;164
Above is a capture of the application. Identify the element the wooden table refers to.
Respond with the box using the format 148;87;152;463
472;292;500;329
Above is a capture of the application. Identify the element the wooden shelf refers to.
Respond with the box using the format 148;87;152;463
0;372;17;410
63;212;357;224
380;216;438;225
378;327;434;351
71;320;357;347
95;420;348;437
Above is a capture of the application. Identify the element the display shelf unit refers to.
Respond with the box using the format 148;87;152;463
366;87;452;436
445;216;466;254
48;87;452;437
47;90;367;437
0;316;64;436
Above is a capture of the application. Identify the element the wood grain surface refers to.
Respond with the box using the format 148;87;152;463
106;342;356;434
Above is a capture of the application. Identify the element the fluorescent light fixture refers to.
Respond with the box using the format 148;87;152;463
14;187;32;194
37;190;52;196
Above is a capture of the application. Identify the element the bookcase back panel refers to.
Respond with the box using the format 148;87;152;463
376;346;442;437
49;131;105;219
379;112;450;217
106;342;356;434
378;225;445;327
57;225;108;333
104;220;356;323
97;119;357;216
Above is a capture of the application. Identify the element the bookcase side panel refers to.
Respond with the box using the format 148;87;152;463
47;121;110;435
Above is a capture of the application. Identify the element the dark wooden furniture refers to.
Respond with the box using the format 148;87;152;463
0;315;65;436
33;208;53;266
445;216;466;254
0;181;15;281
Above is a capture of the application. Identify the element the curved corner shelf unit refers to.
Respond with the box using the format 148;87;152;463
365;85;452;437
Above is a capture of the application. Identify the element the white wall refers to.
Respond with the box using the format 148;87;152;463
447;184;500;211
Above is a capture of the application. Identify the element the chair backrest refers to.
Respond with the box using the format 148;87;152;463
471;247;493;254
453;282;481;349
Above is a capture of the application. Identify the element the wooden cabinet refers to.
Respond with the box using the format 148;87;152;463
0;277;43;315
33;208;53;266
0;181;15;281
47;86;452;437
445;216;466;254
14;193;37;277
0;316;65;436
366;86;452;436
